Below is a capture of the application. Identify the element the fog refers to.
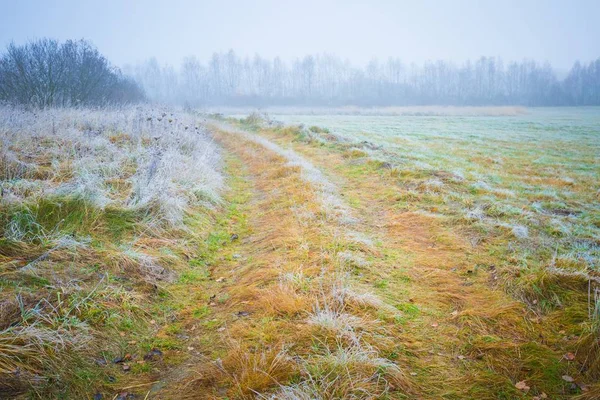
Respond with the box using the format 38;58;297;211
1;0;599;107
2;0;599;69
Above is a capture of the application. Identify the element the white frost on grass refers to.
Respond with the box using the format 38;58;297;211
511;224;529;239
345;230;375;248
0;106;223;228
308;305;363;334
267;341;402;400
465;207;485;221
333;285;386;310
337;250;369;268
122;248;175;283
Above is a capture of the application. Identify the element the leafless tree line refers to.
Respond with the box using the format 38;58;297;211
0;39;144;107
2;40;597;108
132;50;600;107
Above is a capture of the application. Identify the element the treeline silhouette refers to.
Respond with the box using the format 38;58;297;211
0;39;144;107
2;39;598;108
132;50;600;107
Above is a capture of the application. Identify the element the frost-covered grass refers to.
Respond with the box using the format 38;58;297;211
0;106;223;397
268;340;405;400
271;108;600;287
1;106;222;227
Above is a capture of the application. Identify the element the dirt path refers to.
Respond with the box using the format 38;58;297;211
146;122;574;399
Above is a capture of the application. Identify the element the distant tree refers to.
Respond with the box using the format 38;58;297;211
301;55;316;98
180;56;207;106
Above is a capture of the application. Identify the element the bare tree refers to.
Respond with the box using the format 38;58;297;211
0;38;144;107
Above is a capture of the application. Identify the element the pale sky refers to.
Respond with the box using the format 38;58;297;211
1;0;598;69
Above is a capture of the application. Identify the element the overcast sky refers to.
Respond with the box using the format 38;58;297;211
1;0;598;70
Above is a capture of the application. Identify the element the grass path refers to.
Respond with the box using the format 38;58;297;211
149;125;412;398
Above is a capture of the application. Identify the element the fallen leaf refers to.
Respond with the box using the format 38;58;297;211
563;352;576;361
562;375;574;382
122;364;131;372
450;310;458;317
431;322;439;328
515;380;530;391
457;355;466;360
216;277;225;283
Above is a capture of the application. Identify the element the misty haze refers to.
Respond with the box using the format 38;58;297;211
0;1;599;399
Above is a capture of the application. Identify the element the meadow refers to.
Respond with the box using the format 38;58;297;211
274;107;600;286
1;106;599;399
